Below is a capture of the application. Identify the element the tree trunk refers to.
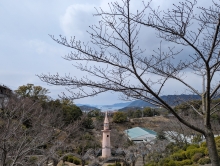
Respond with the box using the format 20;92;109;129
1;142;7;166
53;159;58;166
132;161;135;166
205;130;220;166
2;151;6;166
81;159;85;166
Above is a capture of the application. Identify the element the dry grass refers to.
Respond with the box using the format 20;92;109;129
109;116;171;132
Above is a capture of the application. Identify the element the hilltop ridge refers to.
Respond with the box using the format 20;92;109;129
77;94;201;111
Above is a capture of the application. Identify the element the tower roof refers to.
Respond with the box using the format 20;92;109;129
104;111;109;123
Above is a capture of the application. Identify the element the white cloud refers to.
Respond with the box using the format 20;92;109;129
0;0;214;105
60;4;98;38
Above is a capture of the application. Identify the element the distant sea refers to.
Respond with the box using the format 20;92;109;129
97;106;124;111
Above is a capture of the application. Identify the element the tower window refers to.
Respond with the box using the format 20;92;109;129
107;135;109;137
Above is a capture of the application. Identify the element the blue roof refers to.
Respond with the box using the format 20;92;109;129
141;127;157;135
124;127;157;140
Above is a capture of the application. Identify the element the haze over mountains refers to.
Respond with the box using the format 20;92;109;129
77;94;201;111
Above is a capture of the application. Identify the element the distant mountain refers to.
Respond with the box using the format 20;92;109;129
76;101;134;111
77;95;201;111
119;106;142;112
126;94;201;108
101;101;133;108
78;105;100;111
76;104;87;107
160;94;200;105
127;100;154;107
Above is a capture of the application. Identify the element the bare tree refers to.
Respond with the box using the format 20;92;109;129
111;128;130;148
39;0;220;165
0;94;81;166
160;116;203;145
58;148;97;166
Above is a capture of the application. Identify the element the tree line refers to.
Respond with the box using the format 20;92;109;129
112;108;160;123
0;84;97;166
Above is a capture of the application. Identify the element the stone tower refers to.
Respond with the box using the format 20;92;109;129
102;112;111;158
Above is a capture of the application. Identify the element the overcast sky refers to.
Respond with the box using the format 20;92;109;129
0;0;213;105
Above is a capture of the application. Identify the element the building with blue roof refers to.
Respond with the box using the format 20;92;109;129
124;127;157;143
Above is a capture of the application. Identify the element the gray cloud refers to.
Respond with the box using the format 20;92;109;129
0;0;213;105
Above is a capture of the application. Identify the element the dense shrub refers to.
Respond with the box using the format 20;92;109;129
175;159;192;166
167;160;176;166
82;117;94;129
145;161;157;166
146;139;217;165
200;142;208;155
185;147;205;159
157;158;169;166
62;103;82;124
63;155;68;162
198;158;211;165
143;107;160;117
204;148;209;156
116;162;121;166
186;144;199;150
156;131;167;140
67;156;74;163
215;136;220;141
57;150;63;157
133;110;142;118
113;112;127;123
192;152;203;162
200;142;207;148
151;158;175;166
83;132;93;140
165;143;184;154
65;155;81;165
171;152;186;161
72;156;81;165
215;136;220;156
107;162;121;166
